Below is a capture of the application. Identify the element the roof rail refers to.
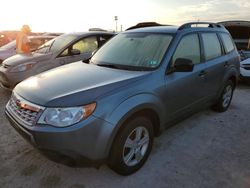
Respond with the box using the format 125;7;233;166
178;22;224;30
126;22;170;31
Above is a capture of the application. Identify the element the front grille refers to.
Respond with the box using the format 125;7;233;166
6;93;44;127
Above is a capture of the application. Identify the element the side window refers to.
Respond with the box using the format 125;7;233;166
60;36;98;56
172;34;201;65
73;37;98;53
202;33;222;60
220;33;235;53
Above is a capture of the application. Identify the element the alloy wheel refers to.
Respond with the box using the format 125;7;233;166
122;126;149;167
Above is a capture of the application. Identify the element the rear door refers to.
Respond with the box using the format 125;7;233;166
200;32;226;98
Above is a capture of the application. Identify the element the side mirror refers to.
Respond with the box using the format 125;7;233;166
70;49;81;56
174;58;194;72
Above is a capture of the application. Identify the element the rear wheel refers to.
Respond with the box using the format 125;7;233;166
108;116;154;175
213;80;234;112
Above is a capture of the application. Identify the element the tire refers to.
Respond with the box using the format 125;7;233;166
212;80;235;112
108;116;154;175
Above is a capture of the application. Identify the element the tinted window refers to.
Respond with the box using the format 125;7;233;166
92;33;173;69
220;33;235;53
202;33;222;60
172;34;201;64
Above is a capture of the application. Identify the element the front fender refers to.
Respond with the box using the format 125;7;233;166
103;93;165;157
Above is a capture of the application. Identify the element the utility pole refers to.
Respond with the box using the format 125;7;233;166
114;16;118;32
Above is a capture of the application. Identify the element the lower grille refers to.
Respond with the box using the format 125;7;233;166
6;93;44;127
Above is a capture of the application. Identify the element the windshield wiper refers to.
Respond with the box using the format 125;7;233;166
95;63;152;71
96;63;122;69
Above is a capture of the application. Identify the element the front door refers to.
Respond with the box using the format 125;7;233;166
163;33;209;121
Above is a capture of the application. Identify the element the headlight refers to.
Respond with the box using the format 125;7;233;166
38;103;96;127
10;62;36;72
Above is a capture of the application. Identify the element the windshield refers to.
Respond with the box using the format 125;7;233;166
34;34;77;54
91;33;173;70
0;41;16;50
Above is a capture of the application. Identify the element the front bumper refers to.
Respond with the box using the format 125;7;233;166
5;106;115;163
0;65;29;89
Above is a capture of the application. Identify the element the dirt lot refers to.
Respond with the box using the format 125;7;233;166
0;85;250;188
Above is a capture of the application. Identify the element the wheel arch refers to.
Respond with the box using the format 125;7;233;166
105;94;165;158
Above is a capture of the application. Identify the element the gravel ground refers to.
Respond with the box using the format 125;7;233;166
0;85;250;188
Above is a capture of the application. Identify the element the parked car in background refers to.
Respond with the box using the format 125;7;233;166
219;21;250;52
239;50;250;60
0;32;18;47
219;21;250;83
240;58;250;83
0;31;114;89
0;35;55;64
0;31;47;47
5;22;239;175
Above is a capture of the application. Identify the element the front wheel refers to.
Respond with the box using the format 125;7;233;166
212;80;235;112
108;116;154;175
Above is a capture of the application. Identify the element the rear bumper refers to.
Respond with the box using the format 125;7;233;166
5;107;115;163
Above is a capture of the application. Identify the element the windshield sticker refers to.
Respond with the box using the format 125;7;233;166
149;60;157;66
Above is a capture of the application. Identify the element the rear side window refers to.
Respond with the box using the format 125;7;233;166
172;34;201;64
202;33;222;61
220;33;235;53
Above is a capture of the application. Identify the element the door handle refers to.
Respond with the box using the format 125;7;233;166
224;62;229;68
199;70;207;77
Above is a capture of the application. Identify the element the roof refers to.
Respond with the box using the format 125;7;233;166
126;22;169;30
28;35;55;39
124;24;227;34
65;31;115;37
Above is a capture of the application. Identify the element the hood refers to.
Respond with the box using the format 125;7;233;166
0;49;10;60
3;53;51;66
15;62;151;107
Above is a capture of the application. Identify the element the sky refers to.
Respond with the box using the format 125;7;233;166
0;0;250;33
